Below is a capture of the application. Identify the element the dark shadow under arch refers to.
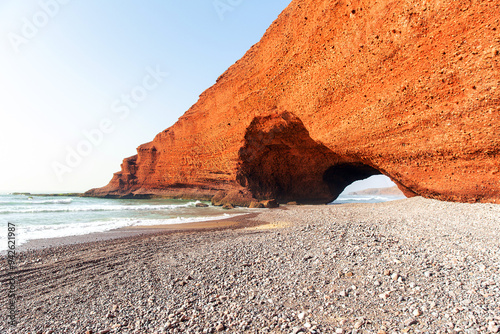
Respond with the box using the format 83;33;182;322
323;163;382;200
237;111;392;204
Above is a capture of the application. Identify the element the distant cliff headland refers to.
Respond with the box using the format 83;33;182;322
86;0;500;206
348;186;405;197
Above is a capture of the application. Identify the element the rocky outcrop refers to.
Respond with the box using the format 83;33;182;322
86;0;500;205
349;186;405;197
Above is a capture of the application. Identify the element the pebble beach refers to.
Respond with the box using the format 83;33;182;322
1;197;499;333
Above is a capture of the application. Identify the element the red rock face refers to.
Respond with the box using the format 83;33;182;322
86;0;500;204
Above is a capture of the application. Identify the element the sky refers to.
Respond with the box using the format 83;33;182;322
0;0;395;194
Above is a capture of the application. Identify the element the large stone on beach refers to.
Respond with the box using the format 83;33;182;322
85;0;500;204
261;199;279;209
211;190;256;207
249;201;265;208
222;203;235;210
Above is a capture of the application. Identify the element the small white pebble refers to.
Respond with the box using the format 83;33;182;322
354;320;364;329
379;291;390;299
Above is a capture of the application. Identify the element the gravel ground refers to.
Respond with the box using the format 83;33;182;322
1;197;499;333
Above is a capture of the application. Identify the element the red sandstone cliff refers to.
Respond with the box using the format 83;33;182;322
86;0;500;205
349;186;404;196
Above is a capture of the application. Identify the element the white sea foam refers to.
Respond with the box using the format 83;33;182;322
30;198;73;205
338;196;388;201
331;194;406;204
0;201;199;214
0;195;247;252
0;198;73;205
0;213;242;251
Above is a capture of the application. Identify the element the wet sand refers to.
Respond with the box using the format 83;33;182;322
17;212;263;252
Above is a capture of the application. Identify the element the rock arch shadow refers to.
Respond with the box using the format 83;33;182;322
322;163;382;200
236;111;389;204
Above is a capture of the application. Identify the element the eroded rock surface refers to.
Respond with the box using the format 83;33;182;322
86;0;500;204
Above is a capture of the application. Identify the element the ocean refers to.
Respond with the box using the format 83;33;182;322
331;194;406;205
0;194;248;251
0;193;405;251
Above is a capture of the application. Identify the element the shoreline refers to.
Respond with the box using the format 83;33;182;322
16;212;264;253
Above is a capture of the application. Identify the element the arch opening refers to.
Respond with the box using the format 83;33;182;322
237;111;407;204
342;175;398;194
331;174;408;204
323;163;382;200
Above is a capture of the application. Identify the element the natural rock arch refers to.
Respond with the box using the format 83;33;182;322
236;111;395;204
86;0;500;204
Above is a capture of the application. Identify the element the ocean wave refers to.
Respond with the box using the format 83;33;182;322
0;201;201;214
30;198;73;205
337;196;388;201
0;198;73;205
34;198;73;204
332;195;406;204
0;213;242;250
